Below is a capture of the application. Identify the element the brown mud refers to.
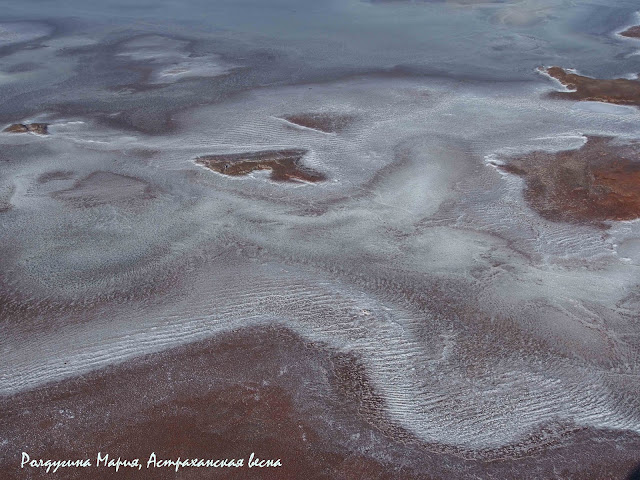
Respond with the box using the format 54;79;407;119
543;67;640;107
620;25;640;38
493;136;640;224
1;326;640;480
196;149;325;182
3;123;48;134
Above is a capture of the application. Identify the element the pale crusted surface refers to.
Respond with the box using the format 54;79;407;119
1;2;640;479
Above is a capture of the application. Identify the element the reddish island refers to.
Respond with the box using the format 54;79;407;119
196;149;325;182
492;136;640;225
543;67;640;107
620;25;640;38
3;123;48;134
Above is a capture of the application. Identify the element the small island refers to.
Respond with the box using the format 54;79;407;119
491;136;640;224
620;25;640;38
3;123;49;135
543;67;640;107
196;149;326;182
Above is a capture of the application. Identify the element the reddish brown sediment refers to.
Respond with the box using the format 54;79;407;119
3;123;48;134
543;67;640;106
1;326;640;480
282;113;355;133
494;136;640;224
196;149;326;182
330;352;416;443
620;25;640;38
0;327;420;480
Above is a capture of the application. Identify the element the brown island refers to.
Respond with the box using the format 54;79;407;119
492;136;640;225
542;67;640;107
3;123;48;134
196;149;326;182
620;25;640;38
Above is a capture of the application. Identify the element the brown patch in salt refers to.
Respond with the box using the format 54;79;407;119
196;149;325;182
620;25;640;39
3;123;48;134
493;136;640;225
543;67;640;107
